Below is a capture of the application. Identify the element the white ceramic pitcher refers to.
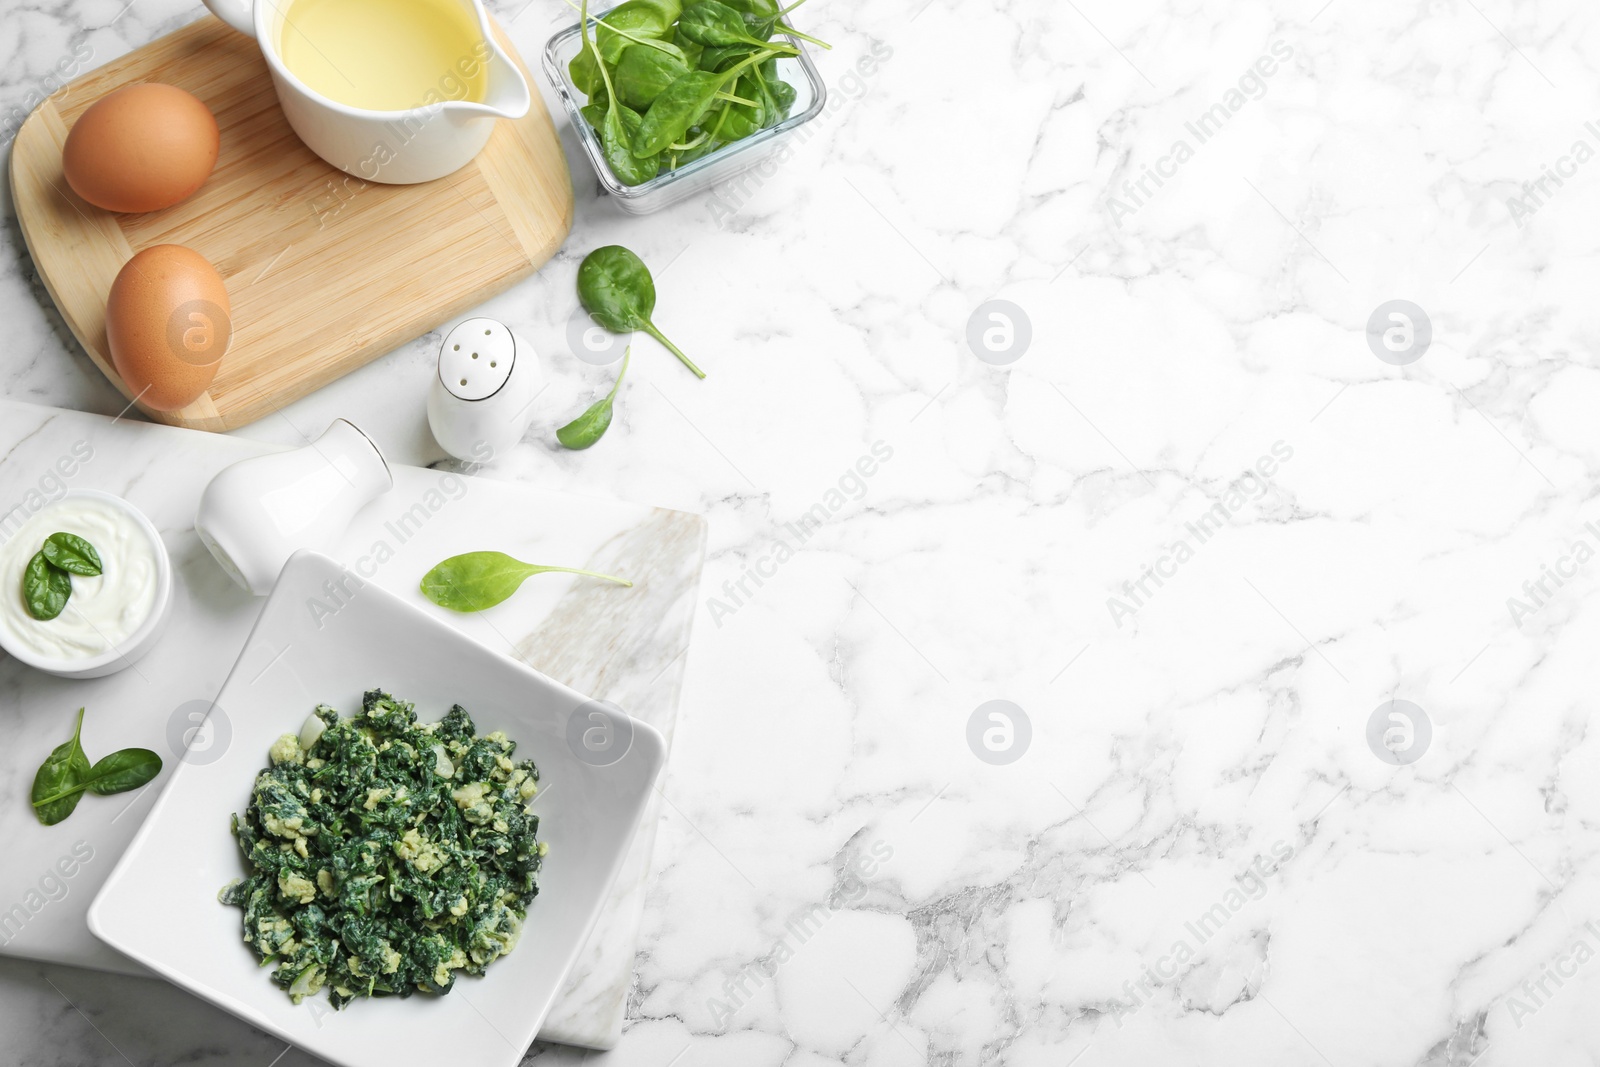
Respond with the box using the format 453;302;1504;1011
201;0;530;183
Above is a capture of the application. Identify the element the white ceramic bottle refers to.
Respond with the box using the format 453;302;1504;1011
194;419;392;595
427;317;543;463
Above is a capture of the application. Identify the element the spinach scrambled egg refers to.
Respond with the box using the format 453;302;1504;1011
221;691;545;1007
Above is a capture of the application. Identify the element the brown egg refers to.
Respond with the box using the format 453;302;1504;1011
105;245;232;412
63;84;219;213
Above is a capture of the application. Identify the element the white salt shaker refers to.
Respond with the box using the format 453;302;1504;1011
427;317;543;463
195;419;392;595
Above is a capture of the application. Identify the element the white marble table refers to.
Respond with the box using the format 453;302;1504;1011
4;0;1598;1064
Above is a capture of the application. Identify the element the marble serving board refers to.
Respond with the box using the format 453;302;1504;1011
0;400;704;1050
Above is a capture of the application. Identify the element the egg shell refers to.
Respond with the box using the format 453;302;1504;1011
63;84;219;214
105;245;232;413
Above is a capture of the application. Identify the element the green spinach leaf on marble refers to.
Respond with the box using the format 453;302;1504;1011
420;550;631;612
577;245;704;379
29;708;160;826
30;707;92;825
557;347;630;450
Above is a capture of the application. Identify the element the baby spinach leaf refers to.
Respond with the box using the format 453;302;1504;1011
31;708;165;825
678;0;780;48
557;347;630;450
632;48;771;156
23;551;72;621
747;61;780;122
421;551;632;613
769;79;797;117
42;532;103;576
584;0;661;187
595;19;690;63
615;45;691;109
718;105;761;140
603;103;660;185
699;43;752;71
746;60;794;123
602;0;681;35
593;0;680;62
635;0;685;20
672;28;705;68
81;748;163;796
578;246;705;378
30;707;91;826
632;69;726;154
613;34;690;64
717;74;767;139
569;45;605;96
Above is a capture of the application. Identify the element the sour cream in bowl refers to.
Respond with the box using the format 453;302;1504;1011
0;489;172;679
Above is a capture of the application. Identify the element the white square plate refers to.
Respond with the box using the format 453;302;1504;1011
88;552;665;1067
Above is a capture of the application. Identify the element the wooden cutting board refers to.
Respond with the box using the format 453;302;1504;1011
10;15;573;433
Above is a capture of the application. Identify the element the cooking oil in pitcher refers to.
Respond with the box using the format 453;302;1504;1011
277;0;489;111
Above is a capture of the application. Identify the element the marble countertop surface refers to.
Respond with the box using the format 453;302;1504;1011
4;0;1599;1064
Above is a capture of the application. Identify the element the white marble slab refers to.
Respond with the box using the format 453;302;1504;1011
9;0;1600;1064
0;401;704;1051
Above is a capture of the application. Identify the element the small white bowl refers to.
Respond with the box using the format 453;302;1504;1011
0;489;173;679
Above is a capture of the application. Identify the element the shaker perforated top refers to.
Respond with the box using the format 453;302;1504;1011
438;318;517;401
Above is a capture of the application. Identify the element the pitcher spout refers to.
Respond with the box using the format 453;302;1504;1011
436;0;531;123
445;37;530;122
481;39;532;120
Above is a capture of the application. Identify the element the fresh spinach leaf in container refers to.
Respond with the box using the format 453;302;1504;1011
544;0;830;211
